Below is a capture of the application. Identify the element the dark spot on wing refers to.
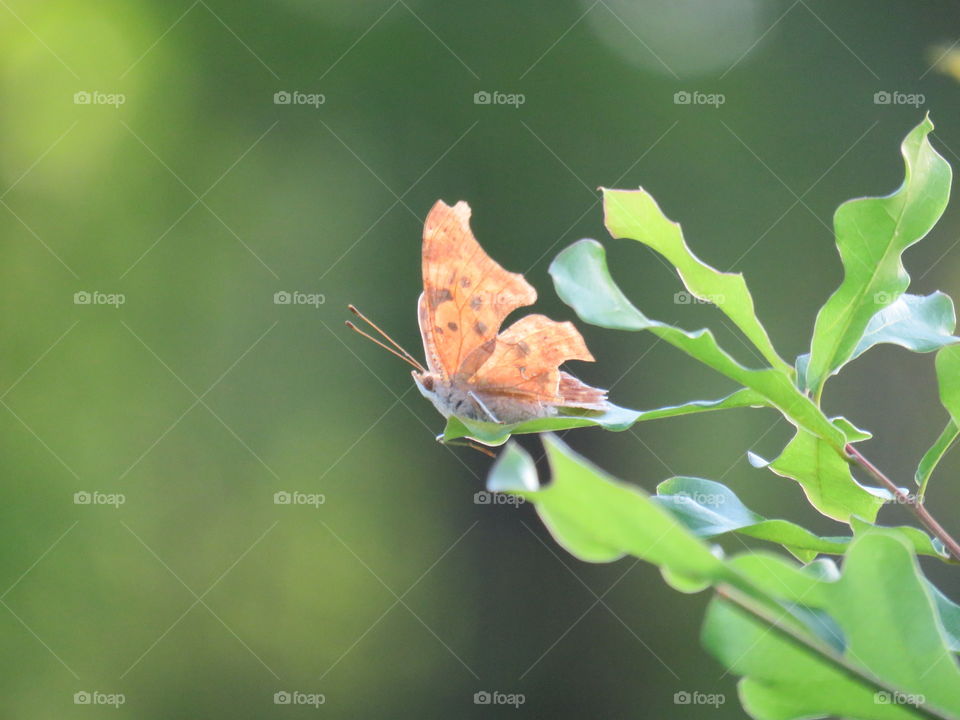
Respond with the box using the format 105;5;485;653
434;326;445;335
469;296;482;310
474;321;488;336
447;322;459;332
428;288;453;308
517;341;531;356
460;276;471;288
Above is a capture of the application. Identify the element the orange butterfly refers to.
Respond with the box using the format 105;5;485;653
347;199;608;430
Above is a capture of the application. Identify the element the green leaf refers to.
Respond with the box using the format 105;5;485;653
441;403;641;447
486;435;724;576
487;442;538;492
601;187;792;374
550;238;845;448
654;476;947;563
935;345;960;425
916;344;960;499
826;534;960;714
795;352;810;391
806;117;953;396
705;533;960;720
802;292;960;391
854;292;959;358
653;476;849;563
929;582;960;653
916;420;958;500
833;415;873;443
803;292;960;391
750;429;886;523
442;387;767;446
490;441;960;715
848;516;947;561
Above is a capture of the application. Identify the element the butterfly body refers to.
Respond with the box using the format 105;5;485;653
413;369;553;424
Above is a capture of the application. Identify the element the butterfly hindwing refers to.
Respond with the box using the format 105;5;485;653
461;314;606;409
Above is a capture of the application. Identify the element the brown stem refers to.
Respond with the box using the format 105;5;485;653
845;444;960;562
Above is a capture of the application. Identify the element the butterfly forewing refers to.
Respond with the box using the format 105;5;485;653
420;200;536;379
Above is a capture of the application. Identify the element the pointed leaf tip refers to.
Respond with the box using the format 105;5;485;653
487;442;539;493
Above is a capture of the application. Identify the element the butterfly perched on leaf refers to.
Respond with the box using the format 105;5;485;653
347;200;610;447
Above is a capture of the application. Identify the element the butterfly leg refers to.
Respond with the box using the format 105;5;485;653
468;391;501;423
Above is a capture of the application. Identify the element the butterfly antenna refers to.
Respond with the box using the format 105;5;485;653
345;322;425;371
347;305;426;372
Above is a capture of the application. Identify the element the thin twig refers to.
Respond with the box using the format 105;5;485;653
845;444;960;562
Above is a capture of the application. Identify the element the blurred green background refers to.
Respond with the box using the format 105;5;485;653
3;0;960;717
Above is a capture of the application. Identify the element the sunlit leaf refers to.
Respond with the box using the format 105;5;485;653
916;345;960;498
441;403;640;447
916;420;958;498
550;238;844;448
653;476;945;565
653;476;849;563
441;387;767;446
487;442;538;492
705;533;960;720
929;582;960;653
806;117;953;396
489;439;960;712
848;516;947;561
749;429;886;523
601;186;792;374
854;292;959;358
935;345;960;425
833;415;873;443
798;292;960;390
486;434;724;575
